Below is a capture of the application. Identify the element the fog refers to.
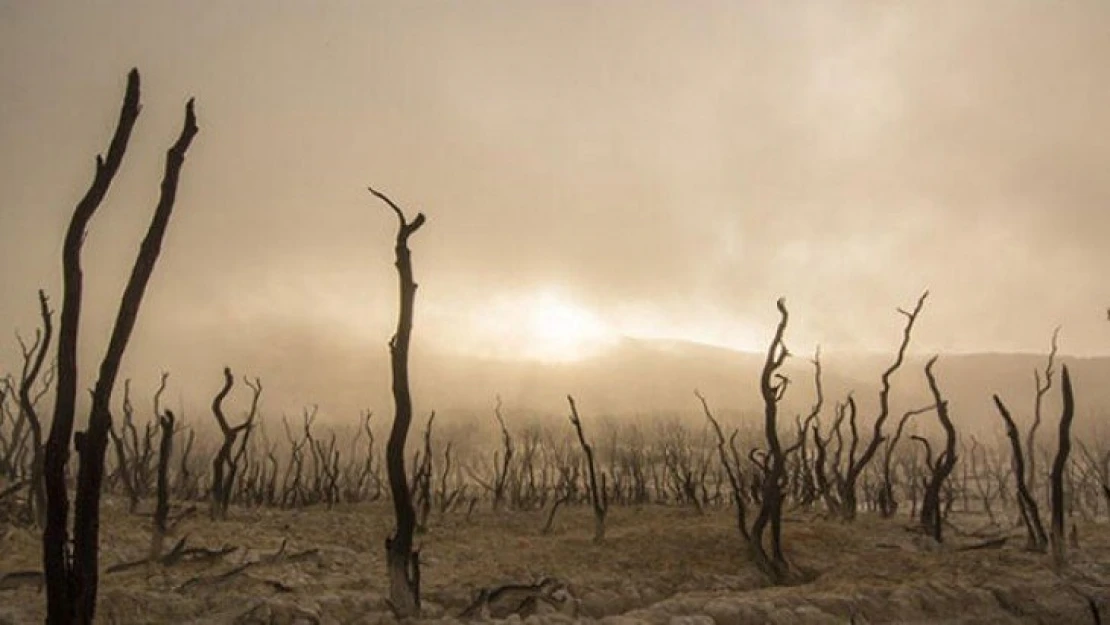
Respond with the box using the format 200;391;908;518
1;2;1108;420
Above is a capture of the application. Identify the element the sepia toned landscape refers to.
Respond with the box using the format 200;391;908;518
2;2;1110;624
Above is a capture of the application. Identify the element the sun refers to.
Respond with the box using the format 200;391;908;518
522;291;614;361
462;289;615;362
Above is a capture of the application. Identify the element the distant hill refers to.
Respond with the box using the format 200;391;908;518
121;322;1110;440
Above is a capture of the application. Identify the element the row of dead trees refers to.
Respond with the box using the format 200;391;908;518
5;343;1106;539
4;345;1108;538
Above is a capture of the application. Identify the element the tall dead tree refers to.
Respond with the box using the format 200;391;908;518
748;298;797;583
920;356;957;543
834;291;928;521
370;186;426;618
697;301;804;582
42;69;198;624
1050;366;1075;566
993;394;1048;551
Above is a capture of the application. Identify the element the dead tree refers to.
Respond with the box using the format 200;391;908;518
1028;327;1059;496
698;391;750;542
208;368;260;520
370;186;426;618
920;356;957;543
1050;366;1075;566
786;348;824;509
992;394;1048;551
491;395;514;511
879;403;936;518
747;298;801;583
150;410;175;560
567;395;607;542
834;291;927;521
108;379;155;512
16;291;53;527
413;411;436;532
42;69;198;625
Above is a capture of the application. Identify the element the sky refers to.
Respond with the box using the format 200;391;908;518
1;1;1109;408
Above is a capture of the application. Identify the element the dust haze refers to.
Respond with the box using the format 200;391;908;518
1;1;1109;421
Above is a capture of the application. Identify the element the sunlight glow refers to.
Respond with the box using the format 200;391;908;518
464;289;616;362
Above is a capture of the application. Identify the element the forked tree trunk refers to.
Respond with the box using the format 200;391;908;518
43;69;142;625
921;357;957;543
748;298;796;584
835;292;928;521
370;186;426;618
43;69;198;624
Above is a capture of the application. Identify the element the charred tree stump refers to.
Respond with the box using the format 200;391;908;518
370;186;426;618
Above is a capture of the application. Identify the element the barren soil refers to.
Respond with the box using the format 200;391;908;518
2;499;1108;624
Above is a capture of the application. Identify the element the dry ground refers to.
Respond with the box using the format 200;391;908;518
1;498;1108;624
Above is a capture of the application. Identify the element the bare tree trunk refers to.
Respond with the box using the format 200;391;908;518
879;404;935;518
71;94;197;625
1050;366;1075;567
18;290;53;528
749;298;795;583
567;395;607;542
150;410;175;560
698;391;750;543
1028;328;1059;496
491;396;514;511
370;187;426;618
44;70;198;624
207;369;260;519
43;69;142;625
993;395;1048;551
837;292;928;521
921;357;957;543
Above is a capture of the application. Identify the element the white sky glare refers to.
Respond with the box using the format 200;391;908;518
1;1;1109;384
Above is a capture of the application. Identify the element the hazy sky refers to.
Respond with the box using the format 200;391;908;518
2;0;1109;388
